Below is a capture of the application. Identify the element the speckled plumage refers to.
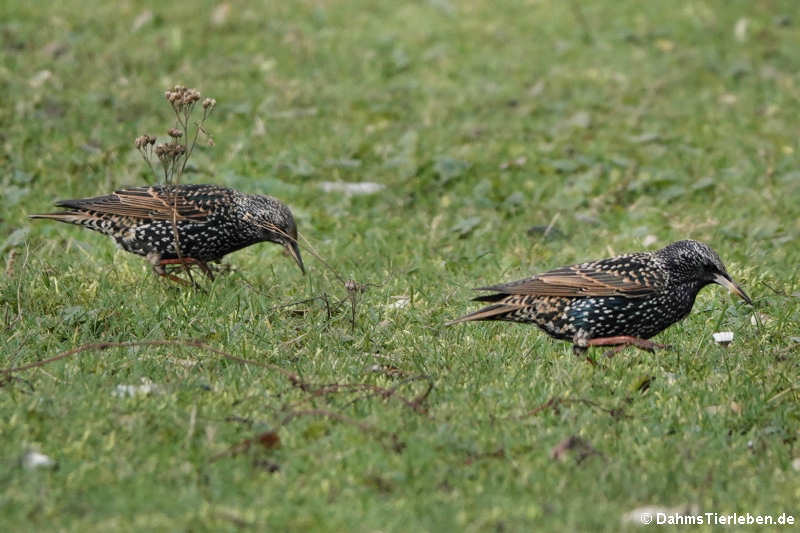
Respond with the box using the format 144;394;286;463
447;240;752;355
30;184;304;279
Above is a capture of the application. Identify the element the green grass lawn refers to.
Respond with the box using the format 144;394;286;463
2;0;799;530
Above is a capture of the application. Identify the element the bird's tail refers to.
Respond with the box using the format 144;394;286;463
29;212;86;225
29;211;111;236
444;302;521;326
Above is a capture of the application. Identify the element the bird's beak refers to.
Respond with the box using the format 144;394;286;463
285;240;305;274
713;273;752;305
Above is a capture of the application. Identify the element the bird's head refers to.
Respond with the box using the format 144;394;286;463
249;195;305;274
660;240;751;304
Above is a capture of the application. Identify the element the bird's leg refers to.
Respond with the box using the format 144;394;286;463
195;260;215;280
585;336;671;357
158;257;215;281
601;344;630;358
151;264;192;286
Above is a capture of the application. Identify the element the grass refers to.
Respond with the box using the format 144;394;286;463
2;0;799;530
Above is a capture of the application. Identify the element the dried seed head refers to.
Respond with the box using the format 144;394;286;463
167;128;182;138
180;89;201;106
135;135;148;149
155;144;168;158
202;97;216;110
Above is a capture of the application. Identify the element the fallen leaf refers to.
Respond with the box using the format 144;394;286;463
256;431;280;449
318;181;385;195
212;430;281;461
434;156;470;183
451;216;481;238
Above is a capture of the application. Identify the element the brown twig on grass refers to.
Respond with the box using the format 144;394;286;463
313;375;434;415
0;339;293;380
281;408;405;452
1;339;433;415
512;396;628;420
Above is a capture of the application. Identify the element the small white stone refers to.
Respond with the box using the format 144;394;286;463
712;331;733;345
22;451;56;470
113;378;160;398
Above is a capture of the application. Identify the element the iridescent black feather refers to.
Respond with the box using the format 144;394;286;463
30;184;304;276
447;240;751;354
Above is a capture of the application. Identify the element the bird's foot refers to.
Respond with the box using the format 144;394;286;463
584;336;671;358
571;343;604;367
152;266;193;286
158;257;215;281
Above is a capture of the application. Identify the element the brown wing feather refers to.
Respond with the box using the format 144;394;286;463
476;257;663;299
55;186;222;221
444;302;528;325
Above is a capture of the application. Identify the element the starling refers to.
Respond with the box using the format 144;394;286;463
30;184;304;283
446;240;752;356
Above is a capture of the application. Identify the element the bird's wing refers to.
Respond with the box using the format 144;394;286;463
54;185;230;221
475;255;665;299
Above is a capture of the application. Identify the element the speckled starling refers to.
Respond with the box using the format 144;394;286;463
30;184;304;282
446;240;752;356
